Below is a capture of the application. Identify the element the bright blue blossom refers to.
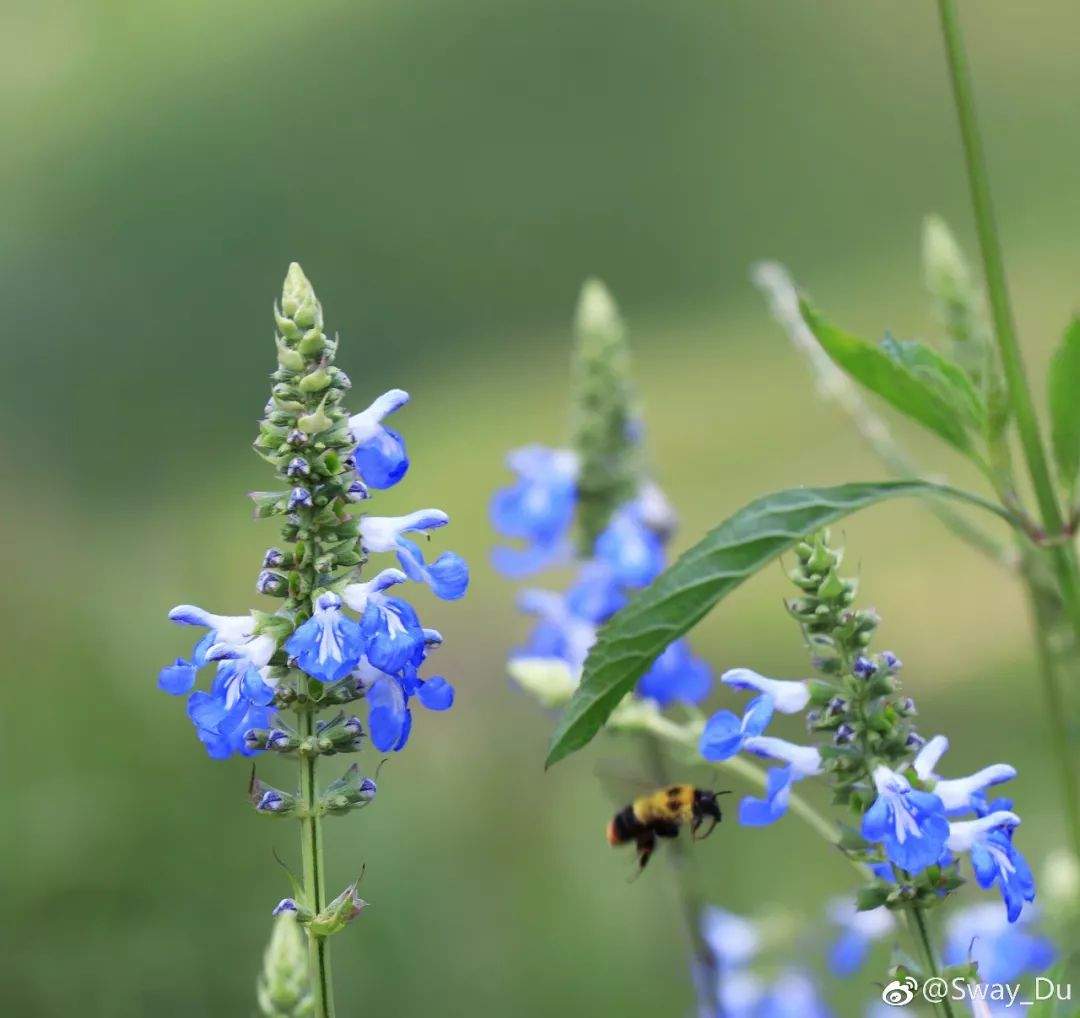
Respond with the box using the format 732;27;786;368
826;898;895;976
354;628;451;752
360;510;468;600
943;902;1053;983
720;668;810;715
490;445;578;576
158;659;197;695
285;591;365;683
187;659;275;759
913;735;1017;816
862;765;950;874
947;809;1034;922
636;640;712;707
594;503;665;588
700;695;775;761
738;736;822;826
348;388;410;489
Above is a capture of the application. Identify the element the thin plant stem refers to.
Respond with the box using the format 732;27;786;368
911;906;956;1018
935;0;1080;856
1019;562;1080;856
298;698;335;1018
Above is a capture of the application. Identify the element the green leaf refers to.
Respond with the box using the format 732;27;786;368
1048;317;1080;497
880;334;985;428
801;302;975;457
545;481;1010;768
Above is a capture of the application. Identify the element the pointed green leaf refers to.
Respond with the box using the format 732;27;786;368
1048;318;1080;497
545;481;1010;768
880;334;985;428
801;302;975;456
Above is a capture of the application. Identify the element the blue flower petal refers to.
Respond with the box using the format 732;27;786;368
700;710;743;761
828;930;869;977
158;659;197;695
396;537;469;600
355;424;409;489
417;676;454;711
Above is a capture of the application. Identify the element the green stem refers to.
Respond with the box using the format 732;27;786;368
1020;563;1080;857
936;0;1080;849
298;702;335;1018
911;906;956;1018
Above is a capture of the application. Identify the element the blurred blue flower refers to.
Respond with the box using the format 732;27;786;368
826;898;895;976
862;765;950;873
637;639;712;707
515;588;597;674
700;695;775;762
943;902;1053;982
348;388;410;489
947;810;1034;922
490;445;578;576
594;503;665;588
757;971;833;1018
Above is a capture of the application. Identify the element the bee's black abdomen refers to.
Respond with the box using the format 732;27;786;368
610;805;642;844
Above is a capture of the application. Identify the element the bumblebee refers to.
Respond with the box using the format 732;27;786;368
606;785;729;873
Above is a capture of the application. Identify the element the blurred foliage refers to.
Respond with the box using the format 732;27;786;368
4;1;1080;1014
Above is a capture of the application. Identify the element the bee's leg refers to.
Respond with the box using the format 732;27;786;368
694;816;719;841
629;831;657;880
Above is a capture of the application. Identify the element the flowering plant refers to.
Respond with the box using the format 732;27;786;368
157;264;467;1017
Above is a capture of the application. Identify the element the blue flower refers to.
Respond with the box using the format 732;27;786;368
947;810;1033;922
594;503;664;588
636;640;712;706
345;570;430;673
564;561;627;624
757;971;833;1018
913;735;1017;816
721;668;810;715
285;591;365;683
355;630;451;752
826;898;895;976
700;695;775;761
360;509;467;599
943;902;1053;983
862;765;950;874
168;604;254;645
490;446;578;577
738;736;822;826
395;537;469;600
700;906;761;970
515;588;597;674
348;388;410;489
187;660;274;759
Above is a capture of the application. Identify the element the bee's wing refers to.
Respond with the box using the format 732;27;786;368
592;759;657;806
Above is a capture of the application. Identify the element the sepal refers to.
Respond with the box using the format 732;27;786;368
317;762;377;816
305;879;368;937
250;772;299;816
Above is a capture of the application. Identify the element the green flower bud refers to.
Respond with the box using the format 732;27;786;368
276;338;306;372
281;263;315;319
257;911;315;1017
298;366;332;393
298;328;326;357
507;657;578;709
297;398;332;435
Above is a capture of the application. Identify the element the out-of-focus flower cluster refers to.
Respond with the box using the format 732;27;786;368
491;280;711;712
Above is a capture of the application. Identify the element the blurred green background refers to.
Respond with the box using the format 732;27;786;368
4;1;1079;1014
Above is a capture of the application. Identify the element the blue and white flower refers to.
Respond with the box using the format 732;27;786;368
490;445;578;577
738;735;822;826
360;509;468;600
168;604;255;645
187;659;275;759
700;696;775;762
826;898;895;976
913;735;1017;815
721;668;810;715
861;765;950;873
636;640;712;707
943;902;1053;983
285;591;365;683
348;388;410;489
353;629;452;752
947;810;1034;922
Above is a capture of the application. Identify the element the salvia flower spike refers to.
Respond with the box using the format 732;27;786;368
157;263;468;1017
